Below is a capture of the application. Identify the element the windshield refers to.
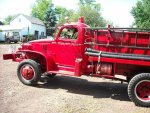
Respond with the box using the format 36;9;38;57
13;32;19;36
59;27;78;40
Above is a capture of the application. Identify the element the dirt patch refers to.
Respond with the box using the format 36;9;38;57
0;44;150;113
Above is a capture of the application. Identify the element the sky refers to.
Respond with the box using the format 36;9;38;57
0;0;138;27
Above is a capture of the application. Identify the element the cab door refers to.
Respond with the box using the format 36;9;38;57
54;25;82;69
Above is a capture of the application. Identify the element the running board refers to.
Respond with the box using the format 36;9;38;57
48;70;74;76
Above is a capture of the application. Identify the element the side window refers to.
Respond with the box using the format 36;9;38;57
60;27;78;40
41;32;44;36
13;32;19;36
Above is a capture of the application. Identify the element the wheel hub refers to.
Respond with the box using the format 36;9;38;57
21;65;34;80
135;80;150;102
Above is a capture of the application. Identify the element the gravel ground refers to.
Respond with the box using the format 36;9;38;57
0;44;150;113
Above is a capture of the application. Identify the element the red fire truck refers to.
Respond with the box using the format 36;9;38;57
3;17;150;107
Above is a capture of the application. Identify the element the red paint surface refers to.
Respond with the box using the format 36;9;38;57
20;65;34;80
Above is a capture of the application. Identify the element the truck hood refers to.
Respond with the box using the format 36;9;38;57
29;38;55;43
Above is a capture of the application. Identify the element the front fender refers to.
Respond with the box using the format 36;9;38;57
3;50;56;72
18;50;55;72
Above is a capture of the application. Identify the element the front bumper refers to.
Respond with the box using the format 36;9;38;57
3;54;13;60
3;52;24;62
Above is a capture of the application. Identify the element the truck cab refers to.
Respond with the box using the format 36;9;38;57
16;17;89;76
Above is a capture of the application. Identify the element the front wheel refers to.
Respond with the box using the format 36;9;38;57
128;73;150;107
17;59;41;86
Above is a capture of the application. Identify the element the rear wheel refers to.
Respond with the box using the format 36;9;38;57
17;59;41;86
128;73;150;107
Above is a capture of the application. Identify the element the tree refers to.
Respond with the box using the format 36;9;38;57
31;0;108;28
131;0;150;28
0;21;3;25
70;0;106;27
79;0;96;5
44;4;57;36
3;15;16;25
31;0;52;21
55;6;74;24
79;0;100;11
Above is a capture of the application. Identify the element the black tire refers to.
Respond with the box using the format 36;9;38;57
14;41;18;43
128;73;150;107
17;59;41;86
